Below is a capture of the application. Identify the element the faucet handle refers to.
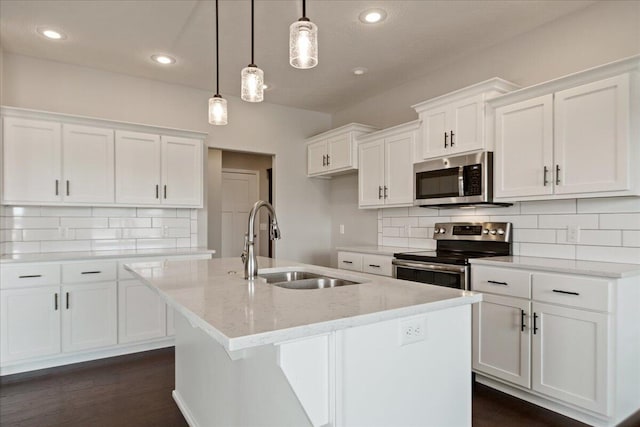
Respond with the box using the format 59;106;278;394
241;233;249;262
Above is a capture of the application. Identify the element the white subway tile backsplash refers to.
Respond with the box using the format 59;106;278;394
1;206;42;217
578;197;640;213
2;217;59;229
382;218;392;227
390;217;419;227
381;236;409;247
92;207;136;217
409;207;438;217
41;207;92;217
190;220;198;233
177;209;191;218
22;228;69;241
520;199;576;215
451;215;490;223
576;246;640;264
41;240;92;253
407;238;436;249
409;227;431;238
137;208;177;218
136;239;177;249
538;214;598;229
91;239;137;251
474;203;521;215
520;243;576;259
1;230;22;242
109;218;152;228
152;218;190;228
418;216;451;228
382;208;409;218
383;227;400;237
166;228;191;238
190;209;198;220
557;229;621;246
513;229;556;244
74;228;122;240
122;228;163;239
490;215;538;229
191;234;199;247
623;231;640;247
61;217;108;228
599;213;640;230
176;238;192;248
8;242;41;253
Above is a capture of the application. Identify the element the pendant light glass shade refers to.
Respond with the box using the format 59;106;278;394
289;19;318;69
208;95;227;125
241;65;264;102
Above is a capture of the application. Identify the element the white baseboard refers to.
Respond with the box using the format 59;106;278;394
0;337;174;376
173;389;199;427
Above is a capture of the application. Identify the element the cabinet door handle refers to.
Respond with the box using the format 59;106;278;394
326;155;330;166
66;292;70;310
66;180;70;196
555;165;560;185
81;271;102;275
384;186;388;199
552;289;579;296
322;155;326;166
533;313;538;335
369;264;381;268
521;309;526;332
543;166;549;186
342;260;353;264
19;274;42;279
164;185;167;199
378;186;383;199
55;180;59;196
54;293;59;311
450;130;455;147
444;132;448;148
156;184;159;199
487;280;508;286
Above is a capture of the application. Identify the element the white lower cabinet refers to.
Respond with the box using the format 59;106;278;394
471;264;637;426
61;281;118;353
337;251;393;277
118;279;167;343
0;286;61;363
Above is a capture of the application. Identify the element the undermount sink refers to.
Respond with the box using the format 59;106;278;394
259;271;361;290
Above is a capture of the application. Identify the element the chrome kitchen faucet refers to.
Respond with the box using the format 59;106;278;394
242;200;281;279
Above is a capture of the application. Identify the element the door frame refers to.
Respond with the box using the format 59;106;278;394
221;169;260;258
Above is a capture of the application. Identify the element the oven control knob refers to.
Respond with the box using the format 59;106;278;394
483;229;490;235
490;229;497;235
497;228;505;235
439;228;446;234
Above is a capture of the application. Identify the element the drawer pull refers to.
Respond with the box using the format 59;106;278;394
533;312;538;335
342;260;353;264
54;293;59;311
66;292;70;310
552;289;579;296
81;271;102;275
520;309;526;332
487;280;508;286
19;274;42;279
368;264;381;268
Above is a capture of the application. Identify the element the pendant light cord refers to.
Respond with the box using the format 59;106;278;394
215;0;220;95
250;0;255;65
302;0;306;18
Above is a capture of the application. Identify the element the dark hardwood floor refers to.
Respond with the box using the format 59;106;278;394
1;348;638;427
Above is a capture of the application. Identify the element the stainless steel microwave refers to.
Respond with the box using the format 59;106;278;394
414;152;505;208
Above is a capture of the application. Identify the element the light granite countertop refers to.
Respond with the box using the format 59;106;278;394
0;247;216;264
470;256;640;278
126;256;481;352
336;245;419;256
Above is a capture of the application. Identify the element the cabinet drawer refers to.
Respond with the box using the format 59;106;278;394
0;264;61;289
62;262;117;283
532;273;611;312
362;254;393;277
471;266;531;298
338;252;363;272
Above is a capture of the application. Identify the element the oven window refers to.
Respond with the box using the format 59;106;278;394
396;267;463;289
416;168;459;199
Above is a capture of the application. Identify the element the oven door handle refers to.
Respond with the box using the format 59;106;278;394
392;259;466;274
458;166;465;197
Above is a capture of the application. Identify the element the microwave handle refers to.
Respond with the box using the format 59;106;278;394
458;166;465;197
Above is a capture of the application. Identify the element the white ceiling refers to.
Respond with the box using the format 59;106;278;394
0;0;595;113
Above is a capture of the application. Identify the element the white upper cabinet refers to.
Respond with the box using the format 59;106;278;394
115;130;162;205
2;117;62;203
306;123;378;177
358;121;418;209
490;57;639;201
161;136;203;206
62;124;115;203
413;79;519;160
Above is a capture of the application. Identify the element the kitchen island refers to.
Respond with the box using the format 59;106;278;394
126;257;481;427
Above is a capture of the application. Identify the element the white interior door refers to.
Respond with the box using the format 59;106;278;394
221;171;258;258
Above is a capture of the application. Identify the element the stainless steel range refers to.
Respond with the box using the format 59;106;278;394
392;222;512;290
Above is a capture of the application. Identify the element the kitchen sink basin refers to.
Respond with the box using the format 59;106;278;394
259;271;360;289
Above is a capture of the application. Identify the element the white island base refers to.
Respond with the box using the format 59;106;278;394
172;304;471;427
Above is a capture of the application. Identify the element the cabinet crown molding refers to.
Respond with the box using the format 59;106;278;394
412;78;520;114
305;122;378;144
356;119;421;144
487;55;640;108
0;106;208;140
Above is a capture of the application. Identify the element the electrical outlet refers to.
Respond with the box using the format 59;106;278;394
399;317;426;346
339;224;345;234
567;225;580;243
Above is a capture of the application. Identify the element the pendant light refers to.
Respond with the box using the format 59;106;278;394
289;0;318;69
241;0;264;102
208;0;228;125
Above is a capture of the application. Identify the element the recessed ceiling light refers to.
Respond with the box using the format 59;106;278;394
37;27;66;40
352;67;368;76
359;9;387;24
151;54;176;65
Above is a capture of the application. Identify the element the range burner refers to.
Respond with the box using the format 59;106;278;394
392;222;513;290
